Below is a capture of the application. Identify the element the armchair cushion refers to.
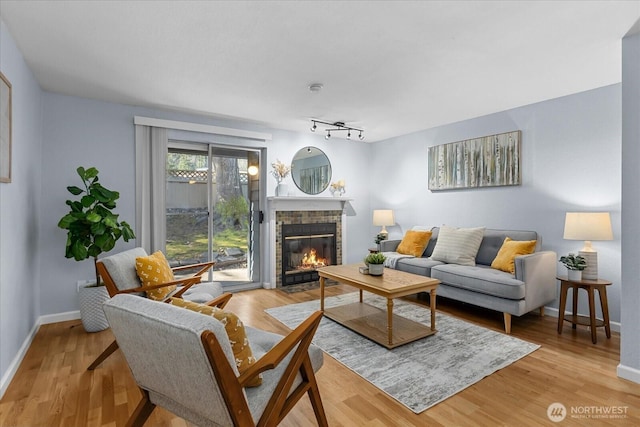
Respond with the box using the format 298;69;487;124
169;298;262;387
135;251;177;300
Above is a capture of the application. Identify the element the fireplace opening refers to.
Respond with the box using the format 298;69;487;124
282;223;336;286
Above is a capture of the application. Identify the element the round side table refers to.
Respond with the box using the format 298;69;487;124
556;276;612;344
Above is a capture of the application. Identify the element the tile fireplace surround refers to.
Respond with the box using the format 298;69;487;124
267;197;352;288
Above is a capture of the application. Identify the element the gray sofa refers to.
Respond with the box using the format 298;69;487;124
380;227;557;333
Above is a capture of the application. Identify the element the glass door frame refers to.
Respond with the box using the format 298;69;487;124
167;139;265;291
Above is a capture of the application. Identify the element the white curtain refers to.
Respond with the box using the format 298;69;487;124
135;125;167;253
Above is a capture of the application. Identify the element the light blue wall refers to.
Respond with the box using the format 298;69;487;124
620;28;640;382
370;84;622;323
0;20;43;388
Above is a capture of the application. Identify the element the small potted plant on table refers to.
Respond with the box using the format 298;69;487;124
365;252;386;276
559;253;587;281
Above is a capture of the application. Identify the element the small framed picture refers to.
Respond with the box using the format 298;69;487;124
0;71;11;183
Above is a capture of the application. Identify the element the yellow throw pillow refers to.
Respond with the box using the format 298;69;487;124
397;230;433;257
135;251;176;300
169;297;262;387
491;237;537;274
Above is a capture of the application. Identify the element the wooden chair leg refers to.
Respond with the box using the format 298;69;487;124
503;313;512;334
87;340;119;370
126;389;156;427
539;306;545;317
303;357;328;427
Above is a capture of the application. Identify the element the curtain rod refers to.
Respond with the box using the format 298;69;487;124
134;116;272;141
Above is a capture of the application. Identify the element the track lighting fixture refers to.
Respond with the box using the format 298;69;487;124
309;120;364;141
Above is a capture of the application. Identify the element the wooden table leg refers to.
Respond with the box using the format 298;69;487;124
558;282;569;334
387;298;394;346
571;284;579;329
588;287;598;344
359;289;363;303
598;285;612;339
430;288;437;332
320;277;325;311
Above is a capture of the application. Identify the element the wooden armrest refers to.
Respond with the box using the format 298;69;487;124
237;311;322;386
171;261;216;277
204;293;233;309
118;276;202;295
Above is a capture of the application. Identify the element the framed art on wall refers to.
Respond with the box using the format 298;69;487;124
0;71;11;183
428;130;521;191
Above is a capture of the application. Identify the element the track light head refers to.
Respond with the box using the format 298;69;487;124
325;130;331;140
358;131;364;140
310;121;317;132
346;130;351;140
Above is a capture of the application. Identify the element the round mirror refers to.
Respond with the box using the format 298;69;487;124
291;147;332;195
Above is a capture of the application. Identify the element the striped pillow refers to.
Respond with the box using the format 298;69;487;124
430;226;485;266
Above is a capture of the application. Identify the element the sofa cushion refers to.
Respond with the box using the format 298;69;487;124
476;229;539;266
431;226;485;266
395;257;445;277
491;237;537;274
169;297;262;387
431;264;525;300
397;230;433;257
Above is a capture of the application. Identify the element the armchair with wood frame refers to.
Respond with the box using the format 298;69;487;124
87;247;232;370
103;293;328;427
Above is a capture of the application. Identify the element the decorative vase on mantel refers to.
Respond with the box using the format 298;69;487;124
276;182;288;197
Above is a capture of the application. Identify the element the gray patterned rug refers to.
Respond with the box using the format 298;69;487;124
265;293;539;413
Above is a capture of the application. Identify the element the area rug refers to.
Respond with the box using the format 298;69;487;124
278;279;339;294
265;293;539;413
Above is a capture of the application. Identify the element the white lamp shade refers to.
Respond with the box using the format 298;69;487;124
563;212;613;241
373;209;395;226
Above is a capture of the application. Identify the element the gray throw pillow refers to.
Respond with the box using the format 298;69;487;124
430;225;485;266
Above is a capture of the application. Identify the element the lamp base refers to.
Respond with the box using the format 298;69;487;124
579;250;598;280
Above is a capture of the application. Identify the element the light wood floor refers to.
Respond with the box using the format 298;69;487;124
2;284;639;426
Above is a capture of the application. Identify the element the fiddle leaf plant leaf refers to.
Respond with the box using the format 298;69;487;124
59;166;136;285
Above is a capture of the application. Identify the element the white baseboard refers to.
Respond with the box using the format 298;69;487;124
617;364;640;384
0;310;81;399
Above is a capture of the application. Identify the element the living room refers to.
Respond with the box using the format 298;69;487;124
1;1;640;425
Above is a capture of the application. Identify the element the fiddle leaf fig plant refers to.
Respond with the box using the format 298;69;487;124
58;166;135;286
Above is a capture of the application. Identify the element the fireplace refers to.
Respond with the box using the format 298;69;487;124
282;223;336;286
268;196;350;289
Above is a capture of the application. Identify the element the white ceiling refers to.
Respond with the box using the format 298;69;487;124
1;1;639;142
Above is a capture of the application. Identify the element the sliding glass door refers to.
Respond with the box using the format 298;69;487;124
165;142;261;289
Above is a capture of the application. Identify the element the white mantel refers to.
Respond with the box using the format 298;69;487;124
266;197;353;289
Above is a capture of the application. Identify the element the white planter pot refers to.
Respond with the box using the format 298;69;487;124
78;282;110;333
567;269;582;282
368;264;384;276
276;182;289;196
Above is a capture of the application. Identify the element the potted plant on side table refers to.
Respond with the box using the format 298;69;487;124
365;252;386;276
559;253;587;281
58;166;135;332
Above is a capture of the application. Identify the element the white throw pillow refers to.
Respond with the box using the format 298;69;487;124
430;225;485;266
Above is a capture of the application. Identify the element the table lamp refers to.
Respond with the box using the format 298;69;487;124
563;212;613;280
373;209;395;237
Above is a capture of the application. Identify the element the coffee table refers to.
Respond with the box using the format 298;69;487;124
317;264;440;349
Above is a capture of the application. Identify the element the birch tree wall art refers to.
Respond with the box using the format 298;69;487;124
428;130;521;191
